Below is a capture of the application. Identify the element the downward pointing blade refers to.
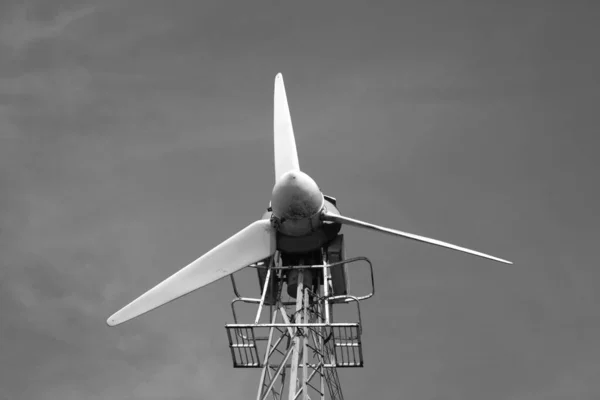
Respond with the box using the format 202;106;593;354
107;219;276;326
322;211;512;265
274;73;300;182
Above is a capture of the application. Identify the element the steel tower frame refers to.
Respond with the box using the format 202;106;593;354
225;250;374;400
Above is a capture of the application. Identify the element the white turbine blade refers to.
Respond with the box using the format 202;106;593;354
322;211;512;265
274;73;300;181
107;219;276;326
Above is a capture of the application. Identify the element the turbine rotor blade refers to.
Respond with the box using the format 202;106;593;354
322;211;512;265
274;73;300;181
107;219;276;326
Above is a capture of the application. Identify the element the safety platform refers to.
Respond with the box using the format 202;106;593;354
226;323;363;368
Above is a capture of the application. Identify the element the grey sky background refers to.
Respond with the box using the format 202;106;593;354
1;1;599;399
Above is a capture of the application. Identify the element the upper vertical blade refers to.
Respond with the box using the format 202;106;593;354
274;73;300;182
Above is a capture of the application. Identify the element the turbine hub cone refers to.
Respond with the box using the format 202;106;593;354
271;170;324;236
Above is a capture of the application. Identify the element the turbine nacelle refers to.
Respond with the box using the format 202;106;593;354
271;170;324;236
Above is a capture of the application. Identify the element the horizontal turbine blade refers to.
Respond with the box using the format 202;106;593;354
107;219;276;326
274;73;300;181
322;211;512;265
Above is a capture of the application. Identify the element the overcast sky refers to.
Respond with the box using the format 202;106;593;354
1;1;600;399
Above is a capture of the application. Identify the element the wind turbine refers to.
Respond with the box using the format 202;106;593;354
107;73;511;327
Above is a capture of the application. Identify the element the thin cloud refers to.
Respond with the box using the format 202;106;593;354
1;6;96;50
